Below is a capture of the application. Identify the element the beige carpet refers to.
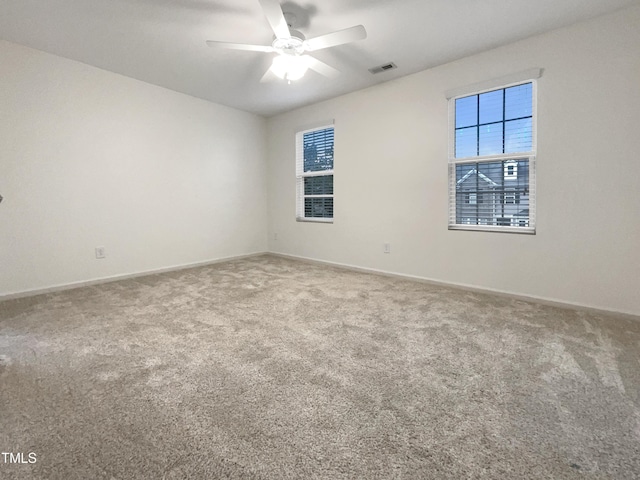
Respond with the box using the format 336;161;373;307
1;254;639;479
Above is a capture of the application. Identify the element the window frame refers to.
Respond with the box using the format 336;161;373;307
448;77;538;234
295;123;335;223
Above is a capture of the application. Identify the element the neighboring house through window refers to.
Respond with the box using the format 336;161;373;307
296;124;334;222
447;70;539;233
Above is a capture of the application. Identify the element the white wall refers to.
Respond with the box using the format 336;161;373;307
266;6;640;316
0;41;267;296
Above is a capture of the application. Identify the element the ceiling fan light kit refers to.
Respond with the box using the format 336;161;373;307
206;0;367;83
269;29;308;83
271;54;309;82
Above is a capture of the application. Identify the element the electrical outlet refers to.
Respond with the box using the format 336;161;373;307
383;243;391;254
95;246;106;259
274;232;278;240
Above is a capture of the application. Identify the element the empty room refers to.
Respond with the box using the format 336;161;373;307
1;0;640;478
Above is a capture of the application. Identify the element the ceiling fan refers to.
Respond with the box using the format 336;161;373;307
206;0;367;83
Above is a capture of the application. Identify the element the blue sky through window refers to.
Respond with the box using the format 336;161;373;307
454;82;532;158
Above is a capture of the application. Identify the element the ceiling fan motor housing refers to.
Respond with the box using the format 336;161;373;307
273;29;306;56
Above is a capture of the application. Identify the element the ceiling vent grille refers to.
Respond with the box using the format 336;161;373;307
368;62;397;74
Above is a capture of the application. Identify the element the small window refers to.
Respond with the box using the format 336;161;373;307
449;79;536;233
504;190;516;204
504;161;518;180
296;125;334;222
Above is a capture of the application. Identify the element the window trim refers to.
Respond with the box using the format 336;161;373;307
445;68;542;100
295;123;335;223
447;77;538;234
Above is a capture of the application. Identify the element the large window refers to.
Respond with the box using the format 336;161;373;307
296;125;334;222
448;78;537;233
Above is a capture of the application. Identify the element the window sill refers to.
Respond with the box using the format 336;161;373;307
449;225;535;235
296;217;334;224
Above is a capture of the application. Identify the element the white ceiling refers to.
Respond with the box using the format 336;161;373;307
1;0;638;116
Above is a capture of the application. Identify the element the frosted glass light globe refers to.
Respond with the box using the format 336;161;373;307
270;55;309;81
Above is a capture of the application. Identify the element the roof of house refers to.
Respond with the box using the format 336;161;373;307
456;169;499;188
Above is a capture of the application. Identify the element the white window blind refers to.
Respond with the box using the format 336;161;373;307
448;78;537;234
296;124;334;222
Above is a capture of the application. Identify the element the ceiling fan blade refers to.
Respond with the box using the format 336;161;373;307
206;41;275;52
258;0;290;39
305;25;367;51
304;56;340;78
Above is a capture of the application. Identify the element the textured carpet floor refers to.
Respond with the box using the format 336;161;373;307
1;254;639;479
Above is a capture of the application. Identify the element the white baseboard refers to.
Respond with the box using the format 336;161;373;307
268;252;640;321
4;250;638;321
0;251;268;301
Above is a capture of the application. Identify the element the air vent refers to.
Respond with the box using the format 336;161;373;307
368;62;397;74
